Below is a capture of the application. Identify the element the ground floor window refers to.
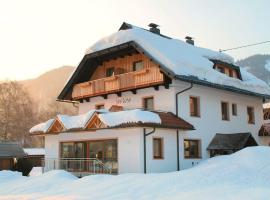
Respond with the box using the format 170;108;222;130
153;137;164;159
184;139;201;159
60;139;118;173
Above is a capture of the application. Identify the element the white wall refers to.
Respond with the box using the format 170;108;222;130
79;86;176;114
145;128;178;173
174;80;266;169
45;128;143;174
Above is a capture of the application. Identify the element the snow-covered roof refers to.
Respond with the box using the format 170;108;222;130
23;148;45;156
57;110;96;130
263;102;270;109
29;119;55;134
29;109;194;134
84;24;270;97
99;109;161;127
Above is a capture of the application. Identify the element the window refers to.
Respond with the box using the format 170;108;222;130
217;67;225;74
184;139;200;159
229;69;234;77
232;103;237;116
95;104;105;110
153;138;163;159
190;96;200;117
106;67;114;77
221;102;229;121
247;106;255;124
133;60;143;71
143;97;154;110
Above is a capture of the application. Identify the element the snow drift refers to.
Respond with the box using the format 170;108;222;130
0;146;270;200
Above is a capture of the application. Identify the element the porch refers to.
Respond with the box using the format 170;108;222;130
43;139;118;176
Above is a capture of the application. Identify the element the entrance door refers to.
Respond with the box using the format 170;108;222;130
88;140;118;173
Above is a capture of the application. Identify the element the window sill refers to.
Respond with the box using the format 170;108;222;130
153;157;164;160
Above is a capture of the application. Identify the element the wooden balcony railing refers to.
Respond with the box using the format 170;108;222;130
72;67;164;100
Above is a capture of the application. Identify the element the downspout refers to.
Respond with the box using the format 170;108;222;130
143;127;156;174
175;82;193;171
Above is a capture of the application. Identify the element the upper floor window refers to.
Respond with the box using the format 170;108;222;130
217;66;225;74
95;104;105;110
229;69;234;77
133;60;144;71
221;102;229;121
143;97;154;110
106;67;115;77
189;96;200;117
232;103;237;116
184;139;201;159
153;137;164;159
247;106;255;124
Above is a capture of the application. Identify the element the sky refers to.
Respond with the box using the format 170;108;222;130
0;0;270;81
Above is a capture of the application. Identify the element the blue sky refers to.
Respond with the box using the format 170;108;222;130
0;0;269;80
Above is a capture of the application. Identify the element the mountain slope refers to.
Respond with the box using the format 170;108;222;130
236;54;270;84
21;66;75;105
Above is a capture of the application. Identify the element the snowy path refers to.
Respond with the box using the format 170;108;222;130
0;147;270;200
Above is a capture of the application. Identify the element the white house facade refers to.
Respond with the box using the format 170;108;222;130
30;22;270;175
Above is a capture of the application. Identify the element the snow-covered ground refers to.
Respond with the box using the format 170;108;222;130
0;147;270;200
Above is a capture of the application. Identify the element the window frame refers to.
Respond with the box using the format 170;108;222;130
142;96;154;111
189;96;201;117
95;104;105;110
184;139;201;159
247;106;255;124
232;103;237;116
152;137;164;159
106;67;115;77
133;60;144;71
221;101;230;121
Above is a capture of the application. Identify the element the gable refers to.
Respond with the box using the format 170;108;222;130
47;118;64;134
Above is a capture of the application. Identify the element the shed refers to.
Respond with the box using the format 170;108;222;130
207;133;258;157
0;142;26;170
24;148;45;167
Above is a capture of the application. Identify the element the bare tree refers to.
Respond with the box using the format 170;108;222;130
0;81;37;145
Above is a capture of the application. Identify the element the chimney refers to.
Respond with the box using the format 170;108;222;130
185;36;194;45
148;23;160;34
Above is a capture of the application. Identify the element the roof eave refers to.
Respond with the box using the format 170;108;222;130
176;75;270;99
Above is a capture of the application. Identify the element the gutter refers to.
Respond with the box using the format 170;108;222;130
143;128;156;174
175;82;193;171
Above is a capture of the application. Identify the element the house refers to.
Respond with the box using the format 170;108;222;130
24;148;45;167
0;142;26;170
30;22;270;175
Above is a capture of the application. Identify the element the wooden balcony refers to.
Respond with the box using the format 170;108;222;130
72;67;164;100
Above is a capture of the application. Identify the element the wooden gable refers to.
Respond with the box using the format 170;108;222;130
47;118;65;134
85;113;107;129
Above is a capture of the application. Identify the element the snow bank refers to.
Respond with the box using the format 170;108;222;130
23;148;45;156
1;147;270;200
99;109;161;127
85;27;270;96
29;119;54;133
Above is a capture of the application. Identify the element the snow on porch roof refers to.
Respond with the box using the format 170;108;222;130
29;109;194;135
82;23;270;97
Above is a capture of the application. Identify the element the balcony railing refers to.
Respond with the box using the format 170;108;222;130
72;67;164;99
42;158;114;177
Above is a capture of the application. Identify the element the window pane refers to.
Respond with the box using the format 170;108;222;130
143;97;154;110
106;67;114;77
153;138;162;159
184;140;200;158
190;97;200;117
61;143;74;158
221;102;229;120
247;107;255;124
133;61;143;71
232;104;237;116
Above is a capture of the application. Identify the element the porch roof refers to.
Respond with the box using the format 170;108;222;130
29;109;194;135
207;133;258;151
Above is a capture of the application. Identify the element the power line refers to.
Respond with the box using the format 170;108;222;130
219;40;270;52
